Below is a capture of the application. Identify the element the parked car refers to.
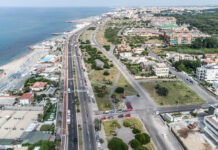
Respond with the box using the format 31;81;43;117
137;94;140;97
74;138;78;144
118;114;124;118
192;122;198;128
103;111;109;114
126;102;133;111
125;114;131;117
107;116;114;119
187;124;193;129
110;110;115;114
101;116;106;120
121;95;126;99
122;110;128;112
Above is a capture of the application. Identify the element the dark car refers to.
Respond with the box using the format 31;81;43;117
137;94;140;97
118;114;124;118
74;138;78;144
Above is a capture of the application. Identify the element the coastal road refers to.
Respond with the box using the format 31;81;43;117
91;20;184;150
70;30;97;150
67;34;78;150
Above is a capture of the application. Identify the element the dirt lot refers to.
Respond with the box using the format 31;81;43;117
172;122;213;150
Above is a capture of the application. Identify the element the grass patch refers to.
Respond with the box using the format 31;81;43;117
79;30;93;42
43;103;56;122
140;81;205;106
123;117;144;131
96;26;111;45
117;74;137;96
79;126;83;150
103;120;121;137
94;87;113;111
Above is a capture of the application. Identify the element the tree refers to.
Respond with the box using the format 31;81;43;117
103;71;110;76
115;87;124;94
123;121;131;128
108;137;128;150
135;133;150;145
129;139;141;149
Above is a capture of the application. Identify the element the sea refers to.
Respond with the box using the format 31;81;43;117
0;7;111;66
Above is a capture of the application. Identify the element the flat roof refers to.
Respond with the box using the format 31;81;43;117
205;115;218;128
0;110;41;139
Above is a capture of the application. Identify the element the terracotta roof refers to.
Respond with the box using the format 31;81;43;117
20;93;34;100
31;82;47;89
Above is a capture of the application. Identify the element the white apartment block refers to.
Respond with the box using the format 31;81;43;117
203;110;218;145
119;52;132;59
196;65;218;83
152;63;169;77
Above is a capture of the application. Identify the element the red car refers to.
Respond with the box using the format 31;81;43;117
101;117;106;120
187;124;193;129
125;114;131;117
121;95;126;99
126;102;133;111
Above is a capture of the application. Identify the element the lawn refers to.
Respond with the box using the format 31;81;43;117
96;26;111;45
79;30;93;42
117;74;137;96
123;117;144;131
94;87;113;111
103;120;121;137
140;81;205;106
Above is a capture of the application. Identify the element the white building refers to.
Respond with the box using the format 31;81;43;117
203;110;218;145
119;52;132;59
152;63;169;77
196;65;218;83
132;47;145;54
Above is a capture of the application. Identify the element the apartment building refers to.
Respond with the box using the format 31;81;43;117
203;108;218;145
164;30;210;45
125;28;161;37
196;65;218;83
150;17;177;28
152;63;169;77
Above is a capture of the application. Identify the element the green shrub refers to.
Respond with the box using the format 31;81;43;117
129;139;141;149
135;133;150;145
108;137;128;150
135;145;149;150
132;128;141;134
103;71;110;76
115;87;124;93
123;121;131;127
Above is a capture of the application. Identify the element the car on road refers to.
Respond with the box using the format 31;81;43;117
121;95;126;99
101;116;106;120
74;138;78;144
137;94;140;97
125;114;131;117
118;114;124;118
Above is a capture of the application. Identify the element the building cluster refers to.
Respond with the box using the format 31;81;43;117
0;37;64;149
116;44;169;78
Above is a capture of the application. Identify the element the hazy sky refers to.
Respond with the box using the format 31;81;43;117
0;0;218;7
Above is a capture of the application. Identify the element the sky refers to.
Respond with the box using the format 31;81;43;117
0;0;218;7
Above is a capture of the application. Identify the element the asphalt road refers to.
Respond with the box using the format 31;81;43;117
67;34;78;150
91;21;184;150
71;30;97;150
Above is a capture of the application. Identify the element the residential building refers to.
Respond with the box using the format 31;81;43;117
203;109;218;145
202;54;218;65
119;52;132;59
30;82;47;91
20;93;34;105
125;28;161;37
166;52;196;62
152;63;169;77
0;96;17;105
164;30;210;45
95;59;104;68
131;56;147;64
150;17;177;28
117;44;131;52
196;65;218;83
132;47;145;54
